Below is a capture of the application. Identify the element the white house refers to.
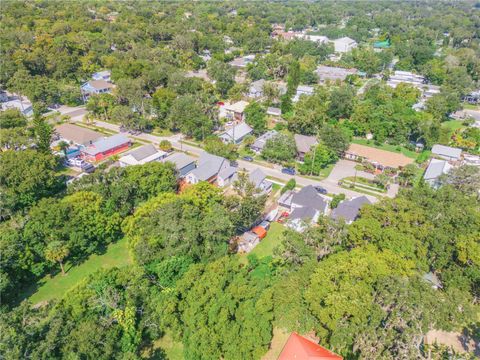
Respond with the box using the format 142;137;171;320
219;122;254;144
423;158;452;188
186;152;233;185
92;70;111;82
1;98;33;117
293;85;315;102
332;37;357;53
431;144;462;162
119;144;167;167
248;79;266;98
81;80;114;100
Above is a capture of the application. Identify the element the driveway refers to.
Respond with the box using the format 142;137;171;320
325;159;374;184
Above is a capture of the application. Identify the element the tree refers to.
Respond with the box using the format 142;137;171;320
0;150;64;215
0;109;27;129
152;88;176;127
327;84;355;120
44;240;69;275
167;95;213;140
244;102;267;135
159;140;172;152
33;115;53;153
261;133;297;164
203;136;238;161
330;193;346;209
398;163;417;186
441;165;480;195
207;60;236;96
319;124;351;157
299;144;336;176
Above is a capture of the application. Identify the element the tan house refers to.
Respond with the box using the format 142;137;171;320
344;143;414;171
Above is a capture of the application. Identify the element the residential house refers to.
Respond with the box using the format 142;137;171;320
423;158;452;188
248;79;266;98
161;152;197;178
387;71;440;102
431;144;462;162
251;130;277;153
222;100;249;122
330;196;371;224
315;65;357;83
249;168;273;194
344;143;414;171
82;134;130;162
185;152;233;185
463;153;480;166
282;185;329;232
119;144;167;167
81;80;114;99
92;70;111;82
463;90;480;104
333;37;357;53
55;124;103;147
219;122;254;144
294;134;318;161
267;107;282;118
1;98;34;117
303;34;329;44
217;166;238;187
293;85;314;102
278;332;343;360
229;55;255;69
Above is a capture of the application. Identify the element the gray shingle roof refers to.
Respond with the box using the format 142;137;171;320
331;196;371;223
251;130;277;151
128;144;158;161
218;166;237;180
191;152;228;181
249;168;266;188
431;144;462;160
294;134;318;154
83;134;129;155
220;122;253;142
162;152;196;169
291;185;328;212
424;159;449;180
289;206;317;221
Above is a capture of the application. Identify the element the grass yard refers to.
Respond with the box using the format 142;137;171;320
261;328;291;360
149;332;184;360
441;119;465;134
25;237;132;305
299;162;335;180
351;138;419;159
249;222;285;259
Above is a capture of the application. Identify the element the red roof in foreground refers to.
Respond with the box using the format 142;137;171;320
278;333;343;360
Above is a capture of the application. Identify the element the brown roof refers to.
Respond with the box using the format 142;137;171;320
55;123;103;146
294;134;318;154
346;143;414;168
88;80;114;90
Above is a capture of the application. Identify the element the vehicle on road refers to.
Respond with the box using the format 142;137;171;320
259;220;270;230
314;185;328;194
281;167;295;175
242;156;254;162
81;163;95;173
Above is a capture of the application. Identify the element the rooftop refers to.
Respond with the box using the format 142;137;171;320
346;143;414;168
83;80;114;91
251;130;278;151
431;144;462;160
331;196;371;223
334;36;356;44
83;134;130;155
248;168;267;188
55;123;103;146
278;332;343;360
292;185;328;212
294;134;318;154
126;144;164;162
424;158;451;180
224;100;249;113
162;152;196;169
220;122;253;142
190;152;228;181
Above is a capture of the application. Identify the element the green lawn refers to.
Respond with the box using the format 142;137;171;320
351;138;419;159
299;162;335;180
441;119;464;132
26;237;132;305
150;332;184;360
249;222;285;259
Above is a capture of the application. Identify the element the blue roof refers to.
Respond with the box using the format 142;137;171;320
84;134;130;155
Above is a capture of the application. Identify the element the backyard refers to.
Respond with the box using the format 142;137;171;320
23;237;131;305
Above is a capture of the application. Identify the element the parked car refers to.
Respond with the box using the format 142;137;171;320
81;163;95;173
314;185;328;194
230;160;239;167
281;167;295;175
242;156;254;162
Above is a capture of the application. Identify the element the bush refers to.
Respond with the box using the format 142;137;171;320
281;178;296;194
330;193;346;209
159;140;172;152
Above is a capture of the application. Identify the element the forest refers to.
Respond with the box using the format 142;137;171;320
0;1;479;359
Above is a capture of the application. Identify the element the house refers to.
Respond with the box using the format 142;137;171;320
293;85;314;102
344;143;414;171
222;100;249;122
330;196;371;224
237;231;260;253
217;166;238;187
185;69;213;83
423;158;452;188
185;152;232;185
251;130;277;153
55;124;103;147
387;71;440;100
463;90;480;104
279;332;343;360
248;79;266;98
249;168;273;194
82;134;130;162
333;37;357;53
303;34;329;44
219;122;254;144
294;134;318;161
92;70;111;82
1;98;34;117
315;65;357;83
267;107;282;118
119;144;167;167
286;185;329;232
161;152;197;178
229;55;255;69
81;80;114;98
431;144;462;162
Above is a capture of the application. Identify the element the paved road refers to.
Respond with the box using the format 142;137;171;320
66;108;380;202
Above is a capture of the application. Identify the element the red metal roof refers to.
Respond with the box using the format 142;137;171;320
278;333;343;360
